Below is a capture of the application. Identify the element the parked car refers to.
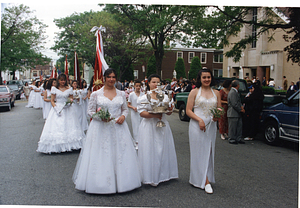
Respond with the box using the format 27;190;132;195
0;85;15;111
175;77;249;121
22;79;33;85
6;80;24;99
260;90;299;145
8;84;23;100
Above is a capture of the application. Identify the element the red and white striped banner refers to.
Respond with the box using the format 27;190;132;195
65;55;69;81
74;51;81;87
90;25;109;91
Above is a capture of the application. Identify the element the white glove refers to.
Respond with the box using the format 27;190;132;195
54;106;61;116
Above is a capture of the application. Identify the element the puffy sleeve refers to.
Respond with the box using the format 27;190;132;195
120;91;128;118
87;91;97;118
137;94;149;114
51;86;56;94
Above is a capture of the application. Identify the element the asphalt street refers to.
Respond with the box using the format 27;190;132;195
0;100;298;207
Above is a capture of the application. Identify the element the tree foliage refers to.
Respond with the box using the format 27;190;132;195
1;4;50;81
104;4;207;76
51;10;148;79
174;57;186;79
189;56;202;80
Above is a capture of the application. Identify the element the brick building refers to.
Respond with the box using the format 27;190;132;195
133;47;223;81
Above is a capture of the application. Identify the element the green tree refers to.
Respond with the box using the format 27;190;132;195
104;4;207;76
174;58;186;79
189;56;202;80
146;55;157;77
51;10;148;79
190;6;300;65
1;4;50;82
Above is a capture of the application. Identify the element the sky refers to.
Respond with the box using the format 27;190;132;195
1;0;299;65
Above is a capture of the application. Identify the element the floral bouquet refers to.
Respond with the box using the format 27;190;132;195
210;107;225;119
59;98;74;114
92;107;114;122
205;107;225;127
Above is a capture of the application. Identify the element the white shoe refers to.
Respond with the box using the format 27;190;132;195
244;137;253;141
205;184;213;194
221;134;226;140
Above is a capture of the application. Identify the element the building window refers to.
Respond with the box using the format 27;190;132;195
177;52;183;60
134;70;138;80
213;54;223;63
252;8;257;48
200;53;207;63
213;69;223;77
188;52;194;63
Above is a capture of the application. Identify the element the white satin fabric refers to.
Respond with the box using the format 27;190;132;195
128;91;144;144
73;87;141;194
189;87;217;189
43;89;52;119
33;86;43;109
25;85;36;108
72;88;89;131
137;93;178;186
36;87;84;154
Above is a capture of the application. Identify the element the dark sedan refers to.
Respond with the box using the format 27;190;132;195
8;84;23;100
0;85;15;111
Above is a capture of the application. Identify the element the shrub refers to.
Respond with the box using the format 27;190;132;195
147;55;157;77
175;57;186;79
189;56;202;80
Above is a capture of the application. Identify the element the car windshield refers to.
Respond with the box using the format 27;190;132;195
7;80;22;85
9;85;18;90
0;87;8;92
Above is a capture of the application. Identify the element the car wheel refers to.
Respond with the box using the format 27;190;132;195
179;104;190;122
264;120;279;145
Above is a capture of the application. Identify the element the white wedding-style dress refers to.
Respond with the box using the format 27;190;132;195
189;87;217;189
73;87;141;194
137;93;178;186
26;85;36;108
43;89;52;119
36;87;84;154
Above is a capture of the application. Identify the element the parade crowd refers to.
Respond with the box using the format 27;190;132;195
24;68;294;195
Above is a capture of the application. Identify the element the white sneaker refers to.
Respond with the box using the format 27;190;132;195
205;184;213;194
221;134;226;140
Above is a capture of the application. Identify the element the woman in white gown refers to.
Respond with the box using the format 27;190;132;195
33;81;43;109
80;80;89;124
71;80;88;131
127;80;144;148
26;80;36;108
43;79;56;120
36;74;84;154
186;69;221;194
137;74;178;186
73;68;141;194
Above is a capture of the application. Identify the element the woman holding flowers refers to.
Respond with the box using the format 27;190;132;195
186;69;222;194
36;74;84;154
73;68;141;194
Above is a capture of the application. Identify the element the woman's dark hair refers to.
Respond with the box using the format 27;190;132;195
81;79;87;89
88;76;94;92
222;79;232;88
43;80;48;90
195;68;215;88
46;78;56;90
104;68;117;81
251;83;264;100
25;82;28;86
56;73;68;88
146;74;161;91
35;81;41;87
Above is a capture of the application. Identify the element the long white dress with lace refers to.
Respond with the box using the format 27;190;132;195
189;87;217;189
36;87;84;154
137;93;178;186
72;87;142;194
43;89;52;119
